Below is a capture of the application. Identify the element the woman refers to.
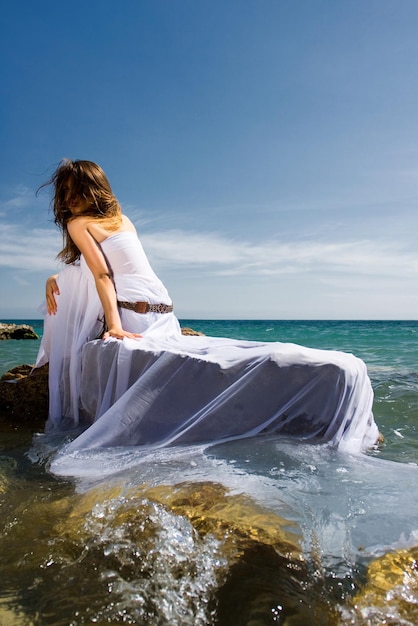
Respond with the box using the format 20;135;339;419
36;159;181;428
36;159;378;456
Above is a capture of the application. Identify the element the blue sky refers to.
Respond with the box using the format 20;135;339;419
1;1;418;319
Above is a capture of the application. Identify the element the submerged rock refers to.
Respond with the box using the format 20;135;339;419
0;478;309;625
0;323;39;340
49;481;335;625
347;546;418;625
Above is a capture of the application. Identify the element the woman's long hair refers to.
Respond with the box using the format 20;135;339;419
38;159;122;264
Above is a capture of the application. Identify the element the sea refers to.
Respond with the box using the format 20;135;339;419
0;319;417;625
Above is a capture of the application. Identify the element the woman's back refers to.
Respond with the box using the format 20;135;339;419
98;231;171;303
81;213;136;243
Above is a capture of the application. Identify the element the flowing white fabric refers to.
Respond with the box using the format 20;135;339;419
36;231;378;454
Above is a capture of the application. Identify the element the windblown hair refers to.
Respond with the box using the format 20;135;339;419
38;159;122;264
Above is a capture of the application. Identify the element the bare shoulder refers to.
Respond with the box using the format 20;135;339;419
67;215;90;235
68;214;136;243
121;214;137;232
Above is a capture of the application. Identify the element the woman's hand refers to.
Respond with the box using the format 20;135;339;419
102;327;142;341
46;275;60;315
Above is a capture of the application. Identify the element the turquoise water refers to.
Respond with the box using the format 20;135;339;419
0;319;44;376
1;319;418;625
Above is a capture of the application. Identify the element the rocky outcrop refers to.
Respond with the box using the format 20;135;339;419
0;364;49;427
0;323;39;340
180;327;205;336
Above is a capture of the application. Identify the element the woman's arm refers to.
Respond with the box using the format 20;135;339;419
67;218;141;340
46;274;60;315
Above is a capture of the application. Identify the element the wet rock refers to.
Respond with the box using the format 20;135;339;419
47;481;336;625
0;364;48;427
0;323;39;340
347;546;418;625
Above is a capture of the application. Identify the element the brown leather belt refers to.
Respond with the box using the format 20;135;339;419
118;301;174;314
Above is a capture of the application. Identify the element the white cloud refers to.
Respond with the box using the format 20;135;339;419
2;187;33;210
1;220;418;285
0;185;46;212
141;230;418;279
0;222;61;272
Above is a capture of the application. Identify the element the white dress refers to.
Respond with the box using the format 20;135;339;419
36;231;379;454
36;232;181;426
